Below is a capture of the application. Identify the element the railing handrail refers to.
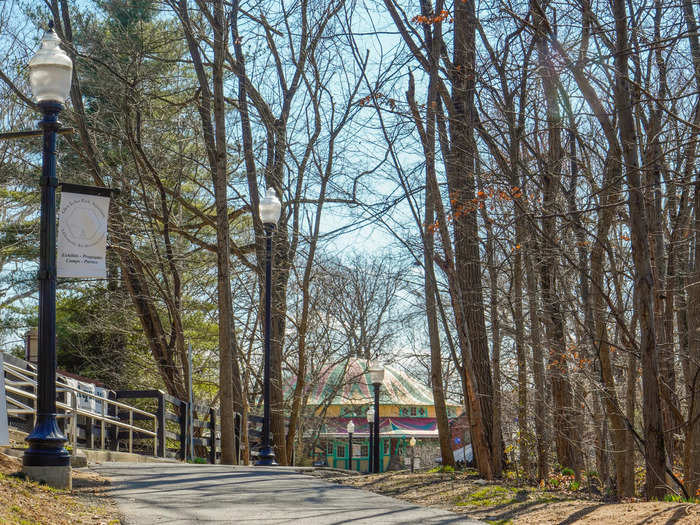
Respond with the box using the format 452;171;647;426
2;355;231;463
5;385;158;438
3;360;157;420
3;359;159;453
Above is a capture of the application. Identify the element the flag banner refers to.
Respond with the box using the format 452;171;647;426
57;191;109;279
0;354;9;446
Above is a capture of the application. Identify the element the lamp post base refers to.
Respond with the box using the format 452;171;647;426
255;447;278;466
22;464;71;490
23;416;70;466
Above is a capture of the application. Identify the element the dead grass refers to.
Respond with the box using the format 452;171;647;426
0;452;121;525
312;469;700;524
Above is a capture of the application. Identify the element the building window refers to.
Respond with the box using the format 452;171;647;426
336;444;346;457
326;441;333;455
401;406;430;417
360;444;369;457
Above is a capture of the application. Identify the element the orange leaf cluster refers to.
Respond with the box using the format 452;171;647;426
571;349;591;369
358;92;397;109
425;186;524;235
411;10;453;25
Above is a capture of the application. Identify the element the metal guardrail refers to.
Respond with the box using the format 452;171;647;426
3;359;158;456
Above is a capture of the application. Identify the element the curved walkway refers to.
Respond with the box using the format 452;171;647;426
91;463;484;524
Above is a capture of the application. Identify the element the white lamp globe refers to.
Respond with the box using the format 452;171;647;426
28;25;73;104
368;361;385;386
259;187;281;225
346;420;355;434
366;407;374;423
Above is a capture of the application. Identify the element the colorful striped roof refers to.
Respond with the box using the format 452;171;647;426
287;357;460;407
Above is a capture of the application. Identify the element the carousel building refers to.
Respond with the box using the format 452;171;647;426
288;358;462;472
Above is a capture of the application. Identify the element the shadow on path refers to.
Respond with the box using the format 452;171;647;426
92;463;484;524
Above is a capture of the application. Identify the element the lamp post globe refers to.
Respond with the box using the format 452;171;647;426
256;187;281;466
368;362;385;386
29;23;72;106
259;188;281;225
22;22;73;488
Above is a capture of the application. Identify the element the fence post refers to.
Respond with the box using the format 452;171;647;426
157;391;166;458
71;390;78;453
209;407;216;464
108;390;118;451
179;402;187;461
234;412;241;464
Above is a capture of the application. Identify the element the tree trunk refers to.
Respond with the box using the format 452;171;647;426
523;234;548;481
479;178;503;476
685;184;700;496
681;0;700;497
425;168;455;469
612;0;666;499
450;0;499;477
532;0;583;476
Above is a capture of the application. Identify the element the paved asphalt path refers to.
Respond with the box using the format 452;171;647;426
90;463;484;524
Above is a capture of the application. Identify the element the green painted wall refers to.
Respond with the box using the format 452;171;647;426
314;437;407;473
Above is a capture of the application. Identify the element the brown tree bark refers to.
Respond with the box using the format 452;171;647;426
590;156;635;498
612;0;666;499
531;0;583;476
175;0;243;464
450;0;500;477
425;151;455;469
523;228;548;482
681;0;700;497
476;173;503;476
406;19;456;466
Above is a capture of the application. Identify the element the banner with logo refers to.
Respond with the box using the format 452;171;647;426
0;353;9;446
57;189;110;279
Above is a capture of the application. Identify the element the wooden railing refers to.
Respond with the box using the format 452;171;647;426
2;353;237;464
114;390;240;463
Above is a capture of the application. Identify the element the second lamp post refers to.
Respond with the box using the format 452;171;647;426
256;188;281;466
366;407;374;473
368;362;385;474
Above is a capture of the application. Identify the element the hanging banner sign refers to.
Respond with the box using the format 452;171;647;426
57;186;110;279
0;353;9;446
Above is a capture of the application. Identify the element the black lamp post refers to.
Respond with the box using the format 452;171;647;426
368;362;384;474
366;407;374;473
22;22;73;485
256;188;281;466
346;420;354;471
